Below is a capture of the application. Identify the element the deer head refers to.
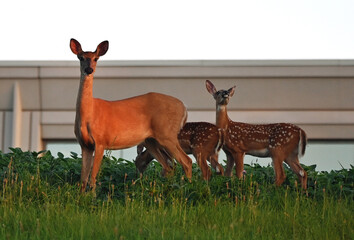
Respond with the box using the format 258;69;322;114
206;80;235;106
70;38;109;76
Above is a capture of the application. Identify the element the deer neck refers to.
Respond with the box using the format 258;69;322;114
76;74;94;126
215;105;230;130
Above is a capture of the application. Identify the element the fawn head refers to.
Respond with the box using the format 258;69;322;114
70;38;109;75
206;80;236;106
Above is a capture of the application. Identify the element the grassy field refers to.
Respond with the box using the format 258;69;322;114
0;148;353;239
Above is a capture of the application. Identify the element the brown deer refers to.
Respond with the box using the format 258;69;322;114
70;38;192;192
135;122;225;180
205;80;308;189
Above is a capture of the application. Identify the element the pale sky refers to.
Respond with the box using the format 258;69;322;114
1;0;354;60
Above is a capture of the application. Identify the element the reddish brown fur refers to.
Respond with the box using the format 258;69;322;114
206;80;308;189
70;39;192;192
135;122;225;179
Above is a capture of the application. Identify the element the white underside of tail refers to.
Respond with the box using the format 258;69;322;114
215;129;223;154
298;130;304;158
180;109;188;130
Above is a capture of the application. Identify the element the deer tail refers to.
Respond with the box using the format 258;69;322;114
215;128;225;154
298;129;307;158
180;108;188;131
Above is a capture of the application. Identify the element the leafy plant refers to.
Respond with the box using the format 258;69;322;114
0;149;352;239
0;148;352;202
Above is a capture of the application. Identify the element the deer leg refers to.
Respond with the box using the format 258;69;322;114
80;147;94;192
234;152;245;179
89;145;105;190
272;157;286;187
160;148;176;169
144;139;174;177
224;149;234;177
159;139;193;179
209;153;224;175
285;156;308;189
194;150;212;180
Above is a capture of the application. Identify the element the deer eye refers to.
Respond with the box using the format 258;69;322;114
78;56;84;61
94;58;99;62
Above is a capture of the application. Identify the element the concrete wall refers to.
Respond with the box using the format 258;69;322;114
1;60;354;152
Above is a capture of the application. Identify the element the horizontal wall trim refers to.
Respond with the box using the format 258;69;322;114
41;110;354;125
42;125;75;139
41;122;354;141
41;111;75;124
33;66;354;78
189;111;354;125
2;59;354;67
1;60;354;79
39;110;354;140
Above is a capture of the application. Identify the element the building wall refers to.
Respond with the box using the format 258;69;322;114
1;60;354;152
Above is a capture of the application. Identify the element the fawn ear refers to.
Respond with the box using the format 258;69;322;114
228;86;236;97
136;144;145;155
96;40;109;56
70;38;82;55
205;80;217;95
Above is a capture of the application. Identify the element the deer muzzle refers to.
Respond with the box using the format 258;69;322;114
85;67;94;75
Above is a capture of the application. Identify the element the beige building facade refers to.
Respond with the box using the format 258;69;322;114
1;60;354;153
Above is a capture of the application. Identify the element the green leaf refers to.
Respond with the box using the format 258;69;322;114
57;152;64;159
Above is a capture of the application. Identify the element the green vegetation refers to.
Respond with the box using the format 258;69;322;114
0;148;353;239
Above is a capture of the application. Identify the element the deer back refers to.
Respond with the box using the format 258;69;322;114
86;92;187;150
225;121;307;157
178;122;224;156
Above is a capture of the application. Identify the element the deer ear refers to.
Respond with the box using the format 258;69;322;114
70;38;82;55
96;40;109;56
136;144;145;155
228;86;236;97
205;80;217;95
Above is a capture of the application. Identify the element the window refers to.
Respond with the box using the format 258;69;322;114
45;141;354;172
45;141;137;161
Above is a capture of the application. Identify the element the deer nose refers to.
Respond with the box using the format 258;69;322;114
85;67;93;75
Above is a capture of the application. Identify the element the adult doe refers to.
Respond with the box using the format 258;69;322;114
70;39;192;191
